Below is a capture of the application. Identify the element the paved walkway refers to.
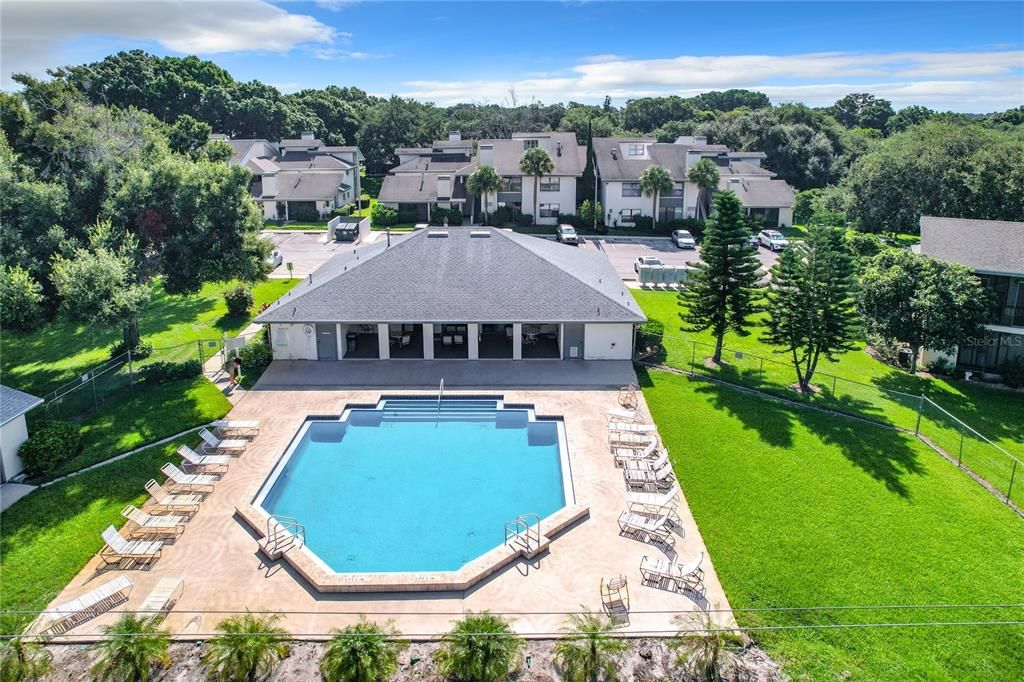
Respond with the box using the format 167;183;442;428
202;323;263;406
0;483;35;512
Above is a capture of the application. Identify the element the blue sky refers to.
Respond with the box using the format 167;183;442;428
3;1;1023;111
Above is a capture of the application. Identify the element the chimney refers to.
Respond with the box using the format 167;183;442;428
478;143;494;167
437;174;452;200
301;131;315;141
448;131;462;141
556;141;563;157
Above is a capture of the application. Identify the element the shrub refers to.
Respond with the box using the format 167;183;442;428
108;338;153;361
578;199;604;229
319;619;407;682
844;230;883;259
331;205;352;217
631;215;654;231
429;206;463;226
90;614;170;682
557;213;580;229
289;204;320;222
238;341;273;370
0;265;45;332
663;218;705;240
1000;357;1024;389
397;209;418;224
19;420;81;475
137;360;202;384
203;613;290;682
488;206;513;226
371;202;399;227
434;612;523;682
926;357;956;376
224;284;254;317
516;212;534;227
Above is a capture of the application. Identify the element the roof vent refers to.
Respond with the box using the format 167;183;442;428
427;230;449;238
470;230;491;238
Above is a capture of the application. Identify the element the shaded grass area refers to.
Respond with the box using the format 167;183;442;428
36;377;231;482
0;440;190;635
264;221;329;230
634;289;1024;505
2;278;297;398
640;368;1024;680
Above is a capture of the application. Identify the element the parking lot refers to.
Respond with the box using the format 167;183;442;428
263;230;410;278
579;236;780;281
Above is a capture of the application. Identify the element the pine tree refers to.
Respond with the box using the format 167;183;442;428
762;225;860;391
681;190;763;363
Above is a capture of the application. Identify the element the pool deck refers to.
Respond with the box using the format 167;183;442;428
39;361;734;640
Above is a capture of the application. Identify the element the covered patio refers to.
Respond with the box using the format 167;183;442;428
341;325;379;359
434;324;469;359
387;324;424;359
522;324;560;359
479;324;514;359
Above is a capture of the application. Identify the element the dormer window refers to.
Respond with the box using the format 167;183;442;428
627;143;645;156
522;139;539;150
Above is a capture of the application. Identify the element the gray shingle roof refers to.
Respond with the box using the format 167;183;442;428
390;158;477;174
266;172;349;201
919;216;1024;275
478;133;584;176
1;385;43;426
255;228;645;324
718;178;795;208
275;153;354;171
378;174;468;203
721;161;775;177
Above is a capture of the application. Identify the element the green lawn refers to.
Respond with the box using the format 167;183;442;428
264;220;329;230
634;289;1024;505
641;368;1024;680
0;439;197;634
2;278;297;398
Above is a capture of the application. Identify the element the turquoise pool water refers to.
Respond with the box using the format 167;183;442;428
259;398;567;573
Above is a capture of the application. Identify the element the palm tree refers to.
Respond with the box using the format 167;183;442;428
553;611;626;682
687;158;721;221
319;618;407;682
670;613;744;682
433;612;523;682
202;612;290;682
466;166;503;225
638;164;674;230
0;637;53;682
519;146;554;222
89;614;170;682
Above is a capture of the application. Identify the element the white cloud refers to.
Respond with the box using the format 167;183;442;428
396;49;1024;111
1;0;337;87
311;48;374;61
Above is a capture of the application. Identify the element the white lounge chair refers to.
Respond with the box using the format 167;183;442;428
144;479;201;515
622;450;669;472
640;552;704;590
136;577;184;618
608;422;658;434
198;427;246;454
607;406;640;423
624;461;675;491
613;440;660;467
100;526;163;566
619;383;639;409
33;575;133;634
160;463;215;493
211;419;260;437
121;505;186;538
177;444;230;474
617;511;675;547
608;431;655;447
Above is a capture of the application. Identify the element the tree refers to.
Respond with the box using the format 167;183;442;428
553;611;626;682
519;146;554;221
682;191;763;363
670;613;744;682
887;105;935;134
693;89;770;112
319;619;407;682
860;250;994;373
687;159;720;221
622;96;694;133
434;612;524;682
829;93;894;131
638;164;673;229
90;614;170;682
0;636;53;682
466;165;503;225
202;612;290;682
0;265;45;331
167;114;212;157
762;226;860;391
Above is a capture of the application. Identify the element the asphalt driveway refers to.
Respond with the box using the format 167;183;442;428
579;236;780;280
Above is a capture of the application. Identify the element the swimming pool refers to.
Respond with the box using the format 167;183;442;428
256;398;570;573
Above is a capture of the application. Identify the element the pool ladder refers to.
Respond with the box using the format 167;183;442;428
265;515;305;558
504;513;540;554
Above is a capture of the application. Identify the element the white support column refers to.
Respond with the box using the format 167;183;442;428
468;324;479;360
512;323;523;360
377;323;390;359
559;323;565;360
336;323;344;359
422;323;434;359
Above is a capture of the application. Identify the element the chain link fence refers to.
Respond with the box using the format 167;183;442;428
637;330;1022;511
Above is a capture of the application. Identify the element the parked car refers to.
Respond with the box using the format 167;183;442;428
266;249;283;269
747;235;760;250
671;229;696;249
634;256;663;273
757;230;789;251
555;224;580;245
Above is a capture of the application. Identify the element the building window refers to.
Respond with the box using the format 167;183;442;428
622;182;641;197
539;203;560;218
522;139;539;149
626;143;645;156
501;177;522;192
540;177;560;192
664;181;684;197
658;206;684;222
620;209;641;223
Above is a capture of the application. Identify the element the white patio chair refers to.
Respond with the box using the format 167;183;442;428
211;419;260;437
144;479;201;515
136;577;184;618
33;575;133;634
121;505;186;538
617;511;675;547
612;439;658;466
198;427;246;454
100;526;163;566
624;461;675;491
160;463;215;493
177;444;230;474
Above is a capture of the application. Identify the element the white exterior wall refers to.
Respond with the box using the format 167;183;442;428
261;201;277;220
269;323;317;360
601;181;652;228
583;323;634;360
778;207;793;227
521;176;578;225
0;416;30;482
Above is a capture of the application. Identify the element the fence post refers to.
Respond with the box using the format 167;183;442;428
1007;459;1018;507
691;340;696;369
197;340;205;366
832;375;838;396
759;357;765;377
914;394;925;436
127;349;134;388
957;432;964;466
91;372;99;411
